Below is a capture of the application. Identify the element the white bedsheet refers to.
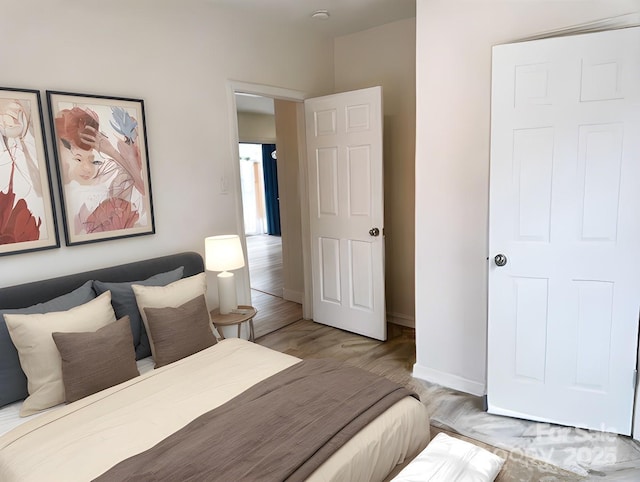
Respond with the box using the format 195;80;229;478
0;403;25;438
0;356;155;437
0;339;430;482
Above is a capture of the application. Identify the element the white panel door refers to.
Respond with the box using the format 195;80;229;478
305;87;386;340
488;27;640;435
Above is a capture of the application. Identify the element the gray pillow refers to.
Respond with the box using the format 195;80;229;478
53;316;140;403
0;280;96;407
93;267;184;360
143;294;217;368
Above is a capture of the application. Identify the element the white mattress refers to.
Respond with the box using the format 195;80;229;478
0;339;430;481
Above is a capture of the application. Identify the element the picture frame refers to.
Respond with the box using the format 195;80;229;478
47;91;155;246
0;87;60;256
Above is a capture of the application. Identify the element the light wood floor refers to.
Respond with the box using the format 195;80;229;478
257;319;583;481
246;234;284;298
246;234;302;339
251;290;303;339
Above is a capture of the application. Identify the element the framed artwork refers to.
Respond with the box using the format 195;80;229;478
47;91;155;246
0;87;59;256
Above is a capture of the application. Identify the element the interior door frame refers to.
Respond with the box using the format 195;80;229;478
225;80;313;319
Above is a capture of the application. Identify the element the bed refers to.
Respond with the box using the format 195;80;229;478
0;252;430;481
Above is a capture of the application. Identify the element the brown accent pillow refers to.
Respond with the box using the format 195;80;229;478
52;316;140;403
6;291;117;415
143;295;217;368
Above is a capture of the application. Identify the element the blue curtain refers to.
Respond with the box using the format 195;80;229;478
262;144;281;236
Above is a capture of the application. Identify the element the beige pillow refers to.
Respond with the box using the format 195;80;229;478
132;272;211;360
5;291;116;416
143;295;217;368
52;316;140;403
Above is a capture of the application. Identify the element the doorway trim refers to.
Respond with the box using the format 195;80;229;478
226;80;312;319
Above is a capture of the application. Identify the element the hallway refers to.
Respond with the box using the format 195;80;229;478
246;234;302;339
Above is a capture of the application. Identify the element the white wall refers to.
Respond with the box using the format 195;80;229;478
237;113;276;144
0;0;334;310
334;18;417;326
414;0;639;395
274;100;305;304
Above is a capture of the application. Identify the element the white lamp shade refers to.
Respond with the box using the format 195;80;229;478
205;235;245;272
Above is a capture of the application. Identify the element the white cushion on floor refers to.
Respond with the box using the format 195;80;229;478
391;432;505;482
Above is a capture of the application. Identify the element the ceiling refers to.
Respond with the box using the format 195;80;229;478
230;0;416;115
209;0;416;39
235;93;275;116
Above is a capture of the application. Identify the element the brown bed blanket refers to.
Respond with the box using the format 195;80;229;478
94;359;418;482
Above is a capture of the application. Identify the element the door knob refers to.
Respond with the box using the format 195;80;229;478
494;254;508;267
369;227;380;237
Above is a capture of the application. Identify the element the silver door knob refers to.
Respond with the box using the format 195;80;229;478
369;227;380;237
494;254;507;267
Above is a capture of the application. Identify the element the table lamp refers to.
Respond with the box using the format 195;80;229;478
205;235;246;314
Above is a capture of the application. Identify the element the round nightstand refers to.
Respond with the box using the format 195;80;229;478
210;305;257;342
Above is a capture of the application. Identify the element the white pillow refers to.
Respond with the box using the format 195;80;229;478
5;291;116;416
132;273;210;360
391;432;505;482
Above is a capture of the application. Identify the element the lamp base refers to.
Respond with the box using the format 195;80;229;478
217;271;237;315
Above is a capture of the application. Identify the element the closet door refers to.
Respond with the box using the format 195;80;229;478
487;27;640;435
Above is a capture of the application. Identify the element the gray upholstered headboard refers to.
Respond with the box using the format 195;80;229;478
0;252;204;310
0;251;206;408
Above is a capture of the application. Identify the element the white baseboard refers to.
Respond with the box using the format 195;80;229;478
412;363;486;397
283;288;303;304
386;311;414;328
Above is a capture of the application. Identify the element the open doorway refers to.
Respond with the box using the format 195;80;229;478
239;141;283;298
234;90;303;337
235;94;283;296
